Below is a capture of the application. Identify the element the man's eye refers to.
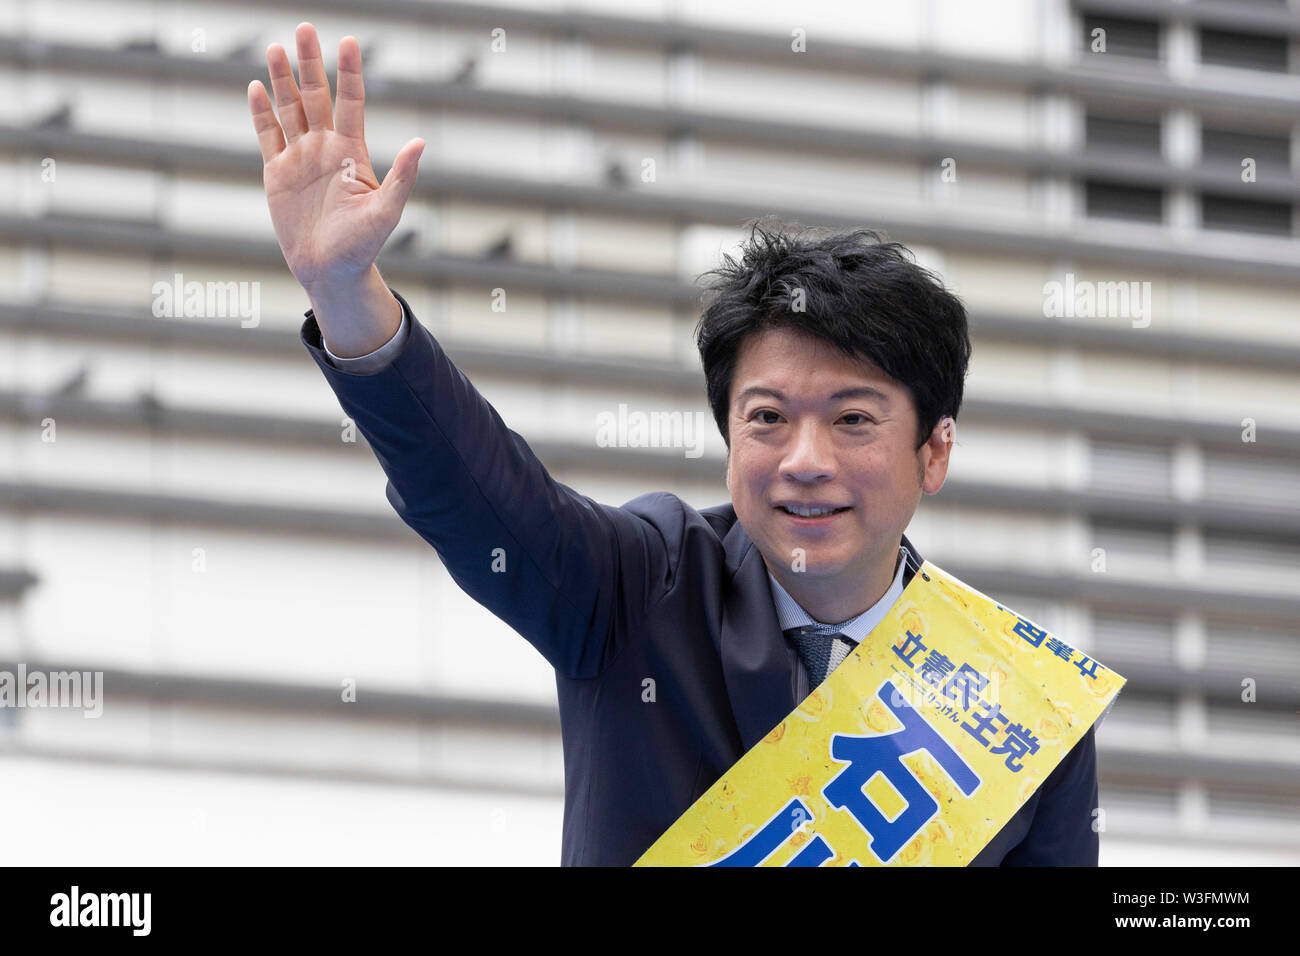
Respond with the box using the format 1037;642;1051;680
840;414;870;426
753;410;781;425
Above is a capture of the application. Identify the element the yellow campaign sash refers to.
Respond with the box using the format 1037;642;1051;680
635;560;1125;866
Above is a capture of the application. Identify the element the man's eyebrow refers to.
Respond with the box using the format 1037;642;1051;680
735;385;891;406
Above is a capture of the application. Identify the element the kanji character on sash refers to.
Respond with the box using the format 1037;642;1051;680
941;662;988;711
917;649;956;686
960;697;1009;746
1013;615;1048;648
989;722;1041;772
892;630;927;668
1074;655;1101;680
822;680;981;864
1044;636;1074;662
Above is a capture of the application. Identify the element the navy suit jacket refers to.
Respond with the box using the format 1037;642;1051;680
301;288;1100;867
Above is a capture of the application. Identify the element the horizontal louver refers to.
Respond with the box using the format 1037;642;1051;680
1090;440;1173;497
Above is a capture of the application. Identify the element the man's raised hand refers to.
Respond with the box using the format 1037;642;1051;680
248;22;421;354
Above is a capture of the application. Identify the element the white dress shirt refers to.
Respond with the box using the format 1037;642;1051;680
768;545;913;701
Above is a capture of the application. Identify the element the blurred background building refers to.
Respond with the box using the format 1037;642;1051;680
1;0;1297;865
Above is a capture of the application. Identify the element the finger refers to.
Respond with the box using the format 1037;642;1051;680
377;138;426;227
335;35;364;141
247;81;287;163
266;42;308;142
295;22;334;132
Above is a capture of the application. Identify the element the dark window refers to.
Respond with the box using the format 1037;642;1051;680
1085;180;1164;222
1090;439;1173;496
1199;28;1289;72
1201;194;1293;235
1080;14;1160;59
1085;113;1162;155
1201;127;1291;174
1091;518;1175;567
1205;527;1300;570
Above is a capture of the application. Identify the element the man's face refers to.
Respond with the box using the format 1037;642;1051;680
725;327;952;594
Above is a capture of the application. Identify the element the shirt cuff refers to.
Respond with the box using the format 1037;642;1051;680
321;297;411;374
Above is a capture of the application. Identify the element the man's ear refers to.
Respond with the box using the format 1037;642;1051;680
921;416;955;495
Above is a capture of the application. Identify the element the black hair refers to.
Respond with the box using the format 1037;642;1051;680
693;218;971;452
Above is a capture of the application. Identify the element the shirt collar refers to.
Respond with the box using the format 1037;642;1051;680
766;545;911;643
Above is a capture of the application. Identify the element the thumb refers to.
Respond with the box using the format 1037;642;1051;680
376;137;425;222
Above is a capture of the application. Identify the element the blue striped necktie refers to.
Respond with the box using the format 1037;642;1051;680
785;625;857;686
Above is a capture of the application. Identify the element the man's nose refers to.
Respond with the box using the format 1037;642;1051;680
781;420;835;480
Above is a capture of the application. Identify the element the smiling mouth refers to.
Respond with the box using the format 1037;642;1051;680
775;505;852;518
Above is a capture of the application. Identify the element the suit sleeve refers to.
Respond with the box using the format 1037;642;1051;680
1001;724;1100;866
300;287;679;679
322;300;411;374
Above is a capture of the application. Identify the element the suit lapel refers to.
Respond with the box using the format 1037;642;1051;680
718;520;799;753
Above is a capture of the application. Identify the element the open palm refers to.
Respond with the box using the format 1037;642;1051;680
248;23;424;297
